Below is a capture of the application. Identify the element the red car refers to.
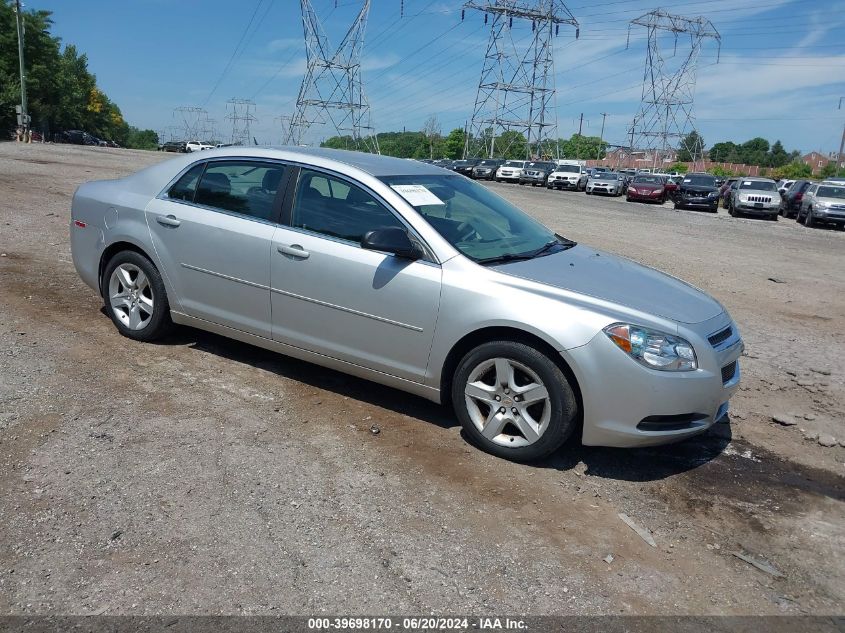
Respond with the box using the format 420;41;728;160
626;174;668;203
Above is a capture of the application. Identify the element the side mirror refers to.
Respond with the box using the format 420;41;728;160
361;227;423;260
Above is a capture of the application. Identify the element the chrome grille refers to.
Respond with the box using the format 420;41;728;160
721;361;737;384
708;326;732;347
746;195;772;203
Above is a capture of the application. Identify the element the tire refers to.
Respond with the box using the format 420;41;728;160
102;250;173;342
585;190;592;195
804;208;815;227
728;199;736;217
451;341;577;462
673;202;680;210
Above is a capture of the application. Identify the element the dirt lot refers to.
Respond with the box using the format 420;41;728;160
0;143;843;617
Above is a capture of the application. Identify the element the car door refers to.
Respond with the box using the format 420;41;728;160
146;159;289;338
270;167;442;383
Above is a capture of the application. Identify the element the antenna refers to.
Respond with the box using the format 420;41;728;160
463;0;578;160
285;0;379;153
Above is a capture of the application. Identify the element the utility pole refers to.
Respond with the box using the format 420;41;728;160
597;112;607;162
14;0;29;141
628;10;720;174
463;0;579;159
838;97;844;174
576;112;583;159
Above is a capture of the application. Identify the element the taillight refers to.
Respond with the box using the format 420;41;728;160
795;193;803;201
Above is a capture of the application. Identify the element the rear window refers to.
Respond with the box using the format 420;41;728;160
167;163;205;201
682;175;717;187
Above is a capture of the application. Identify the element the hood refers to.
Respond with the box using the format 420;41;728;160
590;178;618;185
491;245;723;325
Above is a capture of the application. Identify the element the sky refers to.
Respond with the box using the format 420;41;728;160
25;0;845;155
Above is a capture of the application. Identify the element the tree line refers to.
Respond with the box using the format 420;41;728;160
0;1;157;149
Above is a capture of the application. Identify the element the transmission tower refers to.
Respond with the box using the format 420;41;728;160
627;10;720;170
284;0;379;153
463;1;578;160
226;98;257;146
173;106;208;141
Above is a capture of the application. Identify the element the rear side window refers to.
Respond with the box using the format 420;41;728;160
168;163;205;202
194;161;286;221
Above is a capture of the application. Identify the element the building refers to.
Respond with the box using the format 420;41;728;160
802;151;830;173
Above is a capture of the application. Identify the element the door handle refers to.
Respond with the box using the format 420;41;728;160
277;244;310;259
156;214;181;227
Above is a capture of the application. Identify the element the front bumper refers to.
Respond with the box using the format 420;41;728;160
496;171;521;181
520;175;547;184
736;201;779;215
810;207;845;221
588;184;618;195
678;195;719;208
549;177;579;189
565;316;743;447
627;189;664;200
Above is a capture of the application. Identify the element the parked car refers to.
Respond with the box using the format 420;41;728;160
727;178;780;220
60;130;100;146
626;174;668;204
471;159;504;180
776;179;795;196
160;140;187;153
673;173;720;212
185;140;216;152
519;161;556;186
547;162;586;191
719;178;738;208
779;179;812;219
585;172;622;196
70;147;742;462
452;159;480;177
796;181;845;229
495;160;526;183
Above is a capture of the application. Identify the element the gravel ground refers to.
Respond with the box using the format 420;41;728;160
0;143;843;617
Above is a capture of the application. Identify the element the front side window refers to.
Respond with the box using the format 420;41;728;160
194;161;285;221
380;174;572;263
168;163;205;201
291;169;406;243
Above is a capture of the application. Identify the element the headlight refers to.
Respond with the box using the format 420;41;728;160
655;187;663;193
603;323;697;371
708;191;718;198
816;201;830;209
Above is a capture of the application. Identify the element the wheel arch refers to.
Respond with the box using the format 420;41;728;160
98;240;157;297
439;326;583;418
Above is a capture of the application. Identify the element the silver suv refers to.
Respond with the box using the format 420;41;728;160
797;181;845;229
728;178;780;220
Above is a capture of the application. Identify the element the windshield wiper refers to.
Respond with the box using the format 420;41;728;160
476;253;536;266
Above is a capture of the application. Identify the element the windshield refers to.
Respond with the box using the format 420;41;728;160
555;165;580;173
379;174;573;263
503;161;524;168
594;173;618;180
818;185;845;199
478;160;499;166
739;180;777;191
633;175;663;184
681;175;716;187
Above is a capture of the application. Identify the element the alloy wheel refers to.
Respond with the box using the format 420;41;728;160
464;357;551;448
108;263;154;330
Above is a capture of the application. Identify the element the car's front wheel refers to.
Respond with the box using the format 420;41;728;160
451;341;578;462
103;251;173;342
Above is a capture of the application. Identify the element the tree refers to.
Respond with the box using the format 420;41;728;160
768;140;789;168
0;2;132;142
677;131;704;162
494;130;527;159
443;128;465;160
771;162;812;180
708;141;737;163
559;133;606;160
819;162;845;178
667;162;688;174
125;128;159;150
423;114;441;159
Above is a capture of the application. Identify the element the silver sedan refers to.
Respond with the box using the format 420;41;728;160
70;147;742;462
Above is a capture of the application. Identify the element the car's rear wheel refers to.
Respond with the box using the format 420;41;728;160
103;251;173;342
451;341;577;462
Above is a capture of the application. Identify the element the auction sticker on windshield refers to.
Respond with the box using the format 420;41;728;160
390;184;444;206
